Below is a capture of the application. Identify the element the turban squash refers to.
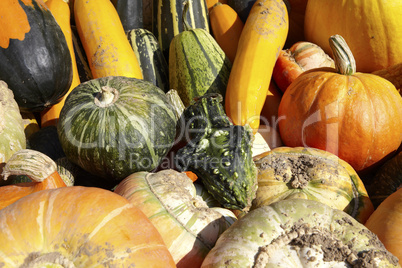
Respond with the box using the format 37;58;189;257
278;35;402;174
252;146;374;224
201;199;400;267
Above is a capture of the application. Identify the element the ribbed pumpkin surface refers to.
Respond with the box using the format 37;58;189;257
0;186;176;267
201;199;400;267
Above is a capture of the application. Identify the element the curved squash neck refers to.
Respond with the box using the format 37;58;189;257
329;34;356;76
182;1;192;31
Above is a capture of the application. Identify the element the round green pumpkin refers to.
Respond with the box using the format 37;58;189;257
57;76;177;182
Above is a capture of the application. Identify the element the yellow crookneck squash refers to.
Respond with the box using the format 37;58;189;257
40;0;81;127
225;0;289;132
74;0;143;79
304;0;402;73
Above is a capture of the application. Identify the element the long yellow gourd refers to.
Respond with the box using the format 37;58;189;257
74;0;143;79
225;0;288;132
40;0;80;127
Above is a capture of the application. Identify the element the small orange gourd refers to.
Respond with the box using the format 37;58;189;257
209;2;244;63
40;0;81;127
225;0;289;132
74;0;143;79
272;41;334;93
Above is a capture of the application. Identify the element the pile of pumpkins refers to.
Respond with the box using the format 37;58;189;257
0;0;401;267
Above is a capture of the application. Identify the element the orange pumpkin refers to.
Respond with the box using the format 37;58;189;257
0;186;176;267
278;35;402;174
365;187;402;265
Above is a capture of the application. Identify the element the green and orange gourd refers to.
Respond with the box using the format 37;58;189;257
0;0;72;112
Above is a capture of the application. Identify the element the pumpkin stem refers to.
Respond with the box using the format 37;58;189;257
329;34;356;75
95;86;119;107
182;1;192;31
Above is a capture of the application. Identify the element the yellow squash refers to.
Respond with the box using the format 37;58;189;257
74;0;142;79
225;0;288;132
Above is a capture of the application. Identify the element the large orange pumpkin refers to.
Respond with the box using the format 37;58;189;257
0;186;176;267
278;35;402;174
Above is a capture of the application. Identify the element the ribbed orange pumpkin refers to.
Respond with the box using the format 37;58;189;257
0;186;176;267
365;187;402;265
278;35;402;174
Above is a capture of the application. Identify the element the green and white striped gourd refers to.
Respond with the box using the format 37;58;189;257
153;0;210;60
127;28;169;92
114;169;237;268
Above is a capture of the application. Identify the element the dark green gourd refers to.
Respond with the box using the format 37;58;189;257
127;28;169;93
175;94;258;211
0;0;72;112
115;0;143;31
